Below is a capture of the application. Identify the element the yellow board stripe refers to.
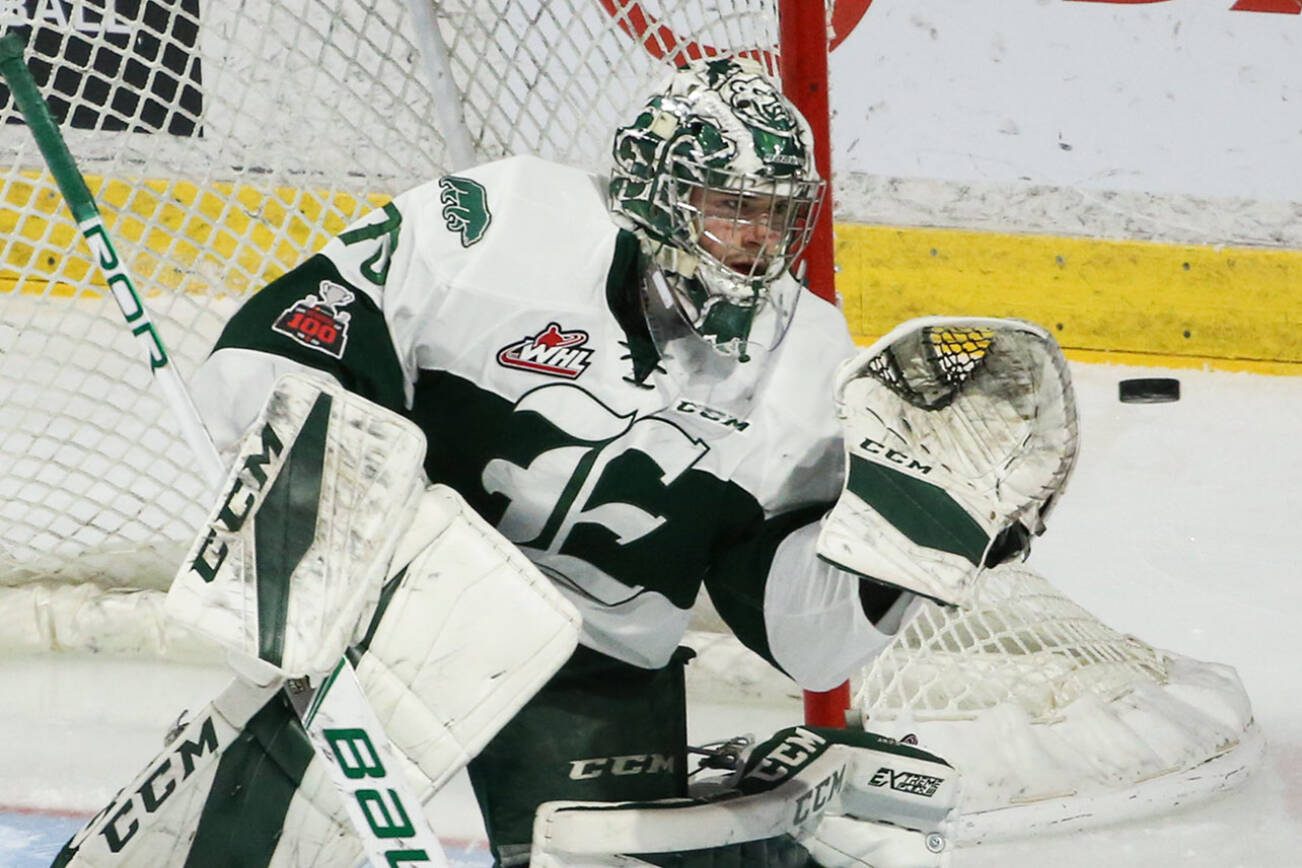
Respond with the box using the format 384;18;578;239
0;171;389;297
5;176;1299;375
836;223;1302;376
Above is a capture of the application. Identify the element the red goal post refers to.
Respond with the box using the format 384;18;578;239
777;5;852;728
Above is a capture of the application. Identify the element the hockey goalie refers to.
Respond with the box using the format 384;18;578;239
52;56;1254;866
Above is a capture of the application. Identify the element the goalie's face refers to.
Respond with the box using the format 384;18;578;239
688;183;815;279
630;168;821;364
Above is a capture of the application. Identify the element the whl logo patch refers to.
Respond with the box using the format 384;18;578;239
439;175;491;247
498;323;594;379
272;280;354;359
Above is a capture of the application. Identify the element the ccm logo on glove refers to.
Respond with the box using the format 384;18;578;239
859;437;933;475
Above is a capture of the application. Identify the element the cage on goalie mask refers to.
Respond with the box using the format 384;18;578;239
609;56;824;359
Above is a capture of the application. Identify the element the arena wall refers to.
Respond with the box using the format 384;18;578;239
827;0;1301;374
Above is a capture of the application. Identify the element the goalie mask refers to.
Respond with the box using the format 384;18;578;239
609;57;824;363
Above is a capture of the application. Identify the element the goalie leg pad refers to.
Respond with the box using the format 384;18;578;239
351;483;582;796
52;679;364;868
165;371;427;679
61;483;579;867
803;729;958;868
531;725;957;868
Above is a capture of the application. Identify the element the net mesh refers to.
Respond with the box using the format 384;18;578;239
859;564;1170;723
0;1;781;591
866;324;996;411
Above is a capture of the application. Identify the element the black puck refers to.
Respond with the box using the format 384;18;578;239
1119;377;1180;403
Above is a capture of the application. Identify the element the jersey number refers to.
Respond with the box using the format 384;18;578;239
339;201;402;285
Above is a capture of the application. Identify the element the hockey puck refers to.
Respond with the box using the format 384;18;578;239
1118;377;1180;403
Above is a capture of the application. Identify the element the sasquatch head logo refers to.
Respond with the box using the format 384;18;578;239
713;69;798;137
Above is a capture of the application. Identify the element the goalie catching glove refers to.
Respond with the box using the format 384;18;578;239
817;317;1079;607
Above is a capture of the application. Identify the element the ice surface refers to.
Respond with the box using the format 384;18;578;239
2;361;1299;865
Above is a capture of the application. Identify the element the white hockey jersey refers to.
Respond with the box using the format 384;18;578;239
192;155;894;688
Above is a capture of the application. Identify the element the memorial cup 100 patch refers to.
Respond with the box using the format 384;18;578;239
497;323;594;379
272;280;354;359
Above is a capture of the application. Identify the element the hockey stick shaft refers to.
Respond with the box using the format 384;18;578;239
0;33;447;867
0;32;223;488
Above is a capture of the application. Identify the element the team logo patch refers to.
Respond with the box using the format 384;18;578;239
439;175;491;247
497;323;594;379
272;280;354;359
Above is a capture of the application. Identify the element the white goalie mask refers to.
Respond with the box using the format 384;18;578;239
609;57;825;363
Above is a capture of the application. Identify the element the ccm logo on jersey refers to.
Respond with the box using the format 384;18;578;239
272;280;354;359
675;400;749;431
497;322;594;379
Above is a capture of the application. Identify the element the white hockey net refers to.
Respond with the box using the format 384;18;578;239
862;566;1169;721
856;563;1257;839
0;1;783;648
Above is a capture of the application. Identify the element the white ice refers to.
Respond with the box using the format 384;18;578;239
1;361;1299;866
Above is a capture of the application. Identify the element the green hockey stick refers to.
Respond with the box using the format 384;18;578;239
0;32;447;867
0;30;222;484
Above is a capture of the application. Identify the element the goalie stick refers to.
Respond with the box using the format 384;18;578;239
0;32;447;867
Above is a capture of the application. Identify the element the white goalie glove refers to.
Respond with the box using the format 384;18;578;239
817;317;1079;607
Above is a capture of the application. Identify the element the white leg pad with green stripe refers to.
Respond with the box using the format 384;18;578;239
817;317;1079;607
52;678;369;867
530;726;956;868
165;371;427;679
57;483;581;867
354;483;583;793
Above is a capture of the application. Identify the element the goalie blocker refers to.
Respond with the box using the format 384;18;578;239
55;374;581;866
